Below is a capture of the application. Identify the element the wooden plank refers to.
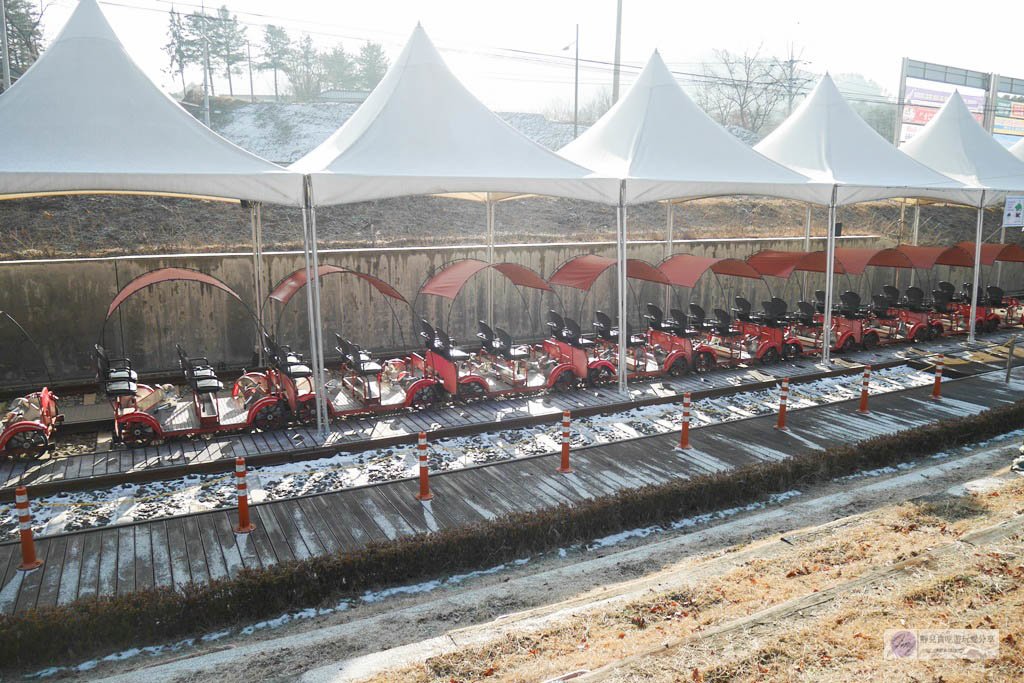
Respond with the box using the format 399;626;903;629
248;504;295;564
55;534;85;606
411;477;488;526
149;520;173;590
209;511;251;577
116;526;136;595
240;506;278;569
34;536;69;610
181;516;211;587
264;502;312;561
307;493;360;552
324;490;391;543
274;499;326;558
13;538;51;613
294;497;343;555
446;467;538;514
133;525;154;592
96;528;120;598
438;471;518;518
76;530;102;600
164;517;193;590
195;514;229;582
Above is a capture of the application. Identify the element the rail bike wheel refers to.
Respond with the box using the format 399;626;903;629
839;336;855;355
783;342;802;359
252;402;285;431
457;381;486;402
4;430;48;459
986;317;1000;333
667;356;689;377
587;365;613;386
862;332;879;350
759;347;780;365
694;351;715;373
911;326;929;344
410;384;439;408
552;369;576;391
122;420;157;447
293;398;316;424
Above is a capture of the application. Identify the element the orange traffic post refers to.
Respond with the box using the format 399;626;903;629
678;392;692;449
15;487;43;571
775;378;790;431
234;457;255;533
557;411;573;473
931;354;944;400
857;365;871;414
415;432;433;500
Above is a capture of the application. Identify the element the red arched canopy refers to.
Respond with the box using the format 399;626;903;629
659;254;764;288
956;242;1024;265
833;248;915;275
420;259;552;300
895;245;974;269
106;268;243;320
747;250;848;278
268;265;407;305
548;254;669;290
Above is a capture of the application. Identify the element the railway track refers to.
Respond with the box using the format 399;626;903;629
1;330;1015;502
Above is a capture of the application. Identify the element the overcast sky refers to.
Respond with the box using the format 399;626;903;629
38;0;1024;112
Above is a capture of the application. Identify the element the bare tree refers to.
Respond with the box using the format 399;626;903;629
771;44;815;116
695;47;786;136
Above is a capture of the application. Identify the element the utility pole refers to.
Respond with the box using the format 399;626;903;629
563;25;580;138
201;3;211;126
611;0;622;103
247;40;255;103
1;0;12;92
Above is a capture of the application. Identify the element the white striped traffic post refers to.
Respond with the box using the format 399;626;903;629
557;411;573;473
775;378;790;431
15;487;43;571
679;392;692;449
857;365;871;414
416;432;434;500
234;457;255;533
931;354;944;400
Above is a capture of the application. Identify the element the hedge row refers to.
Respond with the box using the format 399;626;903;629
3;399;1024;669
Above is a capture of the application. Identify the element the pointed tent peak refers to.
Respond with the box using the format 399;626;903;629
755;74;973;205
1012;137;1024;162
44;0;118;46
558;49;825;204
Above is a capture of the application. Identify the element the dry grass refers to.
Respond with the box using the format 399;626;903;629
364;480;1024;683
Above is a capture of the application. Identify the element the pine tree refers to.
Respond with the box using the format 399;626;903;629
163;8;196;96
185;10;216;96
284;34;323;102
259;24;291;102
1;0;44;90
354;42;389;91
212;5;246;97
320;44;356;91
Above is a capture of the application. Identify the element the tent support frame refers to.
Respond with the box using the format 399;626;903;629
821;185;838;363
250;202;266;366
968;192;986;345
486;196;496;325
301;177;329;436
616;180;628;394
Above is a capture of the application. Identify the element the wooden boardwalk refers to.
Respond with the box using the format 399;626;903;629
1;369;1021;615
2;331;1007;500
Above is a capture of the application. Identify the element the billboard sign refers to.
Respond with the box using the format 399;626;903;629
898;76;987;146
1004;196;1024;228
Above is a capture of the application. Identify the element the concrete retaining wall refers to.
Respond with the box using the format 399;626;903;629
0;234;892;384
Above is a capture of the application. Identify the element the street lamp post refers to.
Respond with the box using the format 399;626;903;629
563;25;579;138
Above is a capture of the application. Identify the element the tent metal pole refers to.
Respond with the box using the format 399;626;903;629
1;0;11;91
997;218;1005;288
617;180;628;394
909;203;921;287
486;197;495;325
250;203;265;366
299;178;321;433
969;193;986;345
802;204;811;299
664;201;674;311
308;185;329;437
821;186;838;363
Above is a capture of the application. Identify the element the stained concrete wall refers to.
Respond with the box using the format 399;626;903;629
0;234;891;384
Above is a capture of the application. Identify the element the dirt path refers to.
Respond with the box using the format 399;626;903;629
73;431;1024;683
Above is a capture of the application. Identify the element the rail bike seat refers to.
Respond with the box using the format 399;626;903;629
883;285;902;308
938;281;957;301
712;309;741;337
987;286;1004;307
668;308;695;336
563;318;595;348
732;297;753;322
872;294;897;319
419;319;438;349
593;311;616;341
932;290;954;314
689;304;711;332
435;328;470;361
838;291;863;319
280;349;313;379
759;299;787;326
796;301;820;326
176;345;222;394
546;310;569;342
646;303;683;336
335;335;378;375
494;328;530;361
905;287;927;313
94;344;138;383
477;321;496;350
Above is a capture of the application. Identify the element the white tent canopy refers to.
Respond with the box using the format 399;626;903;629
0;0;303;206
901;93;1024;203
1012;138;1024;163
755;75;977;207
558;51;829;206
291;24;616;206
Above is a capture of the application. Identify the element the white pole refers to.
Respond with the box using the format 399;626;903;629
968;193;986;345
611;0;622;104
0;0;11;91
664;201;674;311
909;203;921;287
573;24;579;138
247;41;255;103
802;204;812;298
308;187;329;436
250;203;264;366
616;180;628;394
998;220;1006;287
486;197;495;325
299;179;320;429
821;186;838;363
201;4;211;127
